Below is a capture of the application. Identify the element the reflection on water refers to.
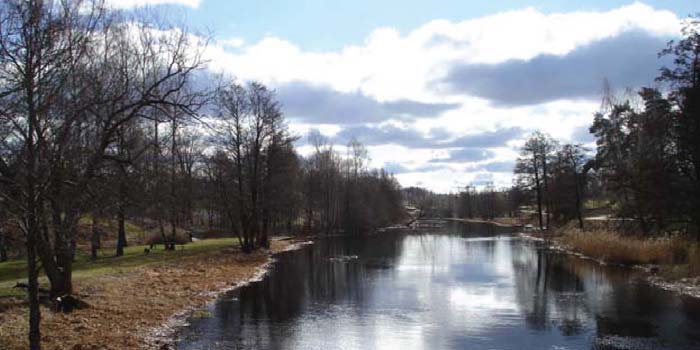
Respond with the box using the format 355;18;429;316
177;223;700;350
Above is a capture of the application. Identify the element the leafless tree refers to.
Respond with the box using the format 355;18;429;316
0;1;207;347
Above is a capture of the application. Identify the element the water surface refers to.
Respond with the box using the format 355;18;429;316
178;223;700;350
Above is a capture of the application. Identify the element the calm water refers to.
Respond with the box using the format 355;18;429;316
177;223;700;350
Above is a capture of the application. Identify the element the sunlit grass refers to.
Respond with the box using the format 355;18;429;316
0;237;239;298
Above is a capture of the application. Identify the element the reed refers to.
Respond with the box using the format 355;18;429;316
559;229;688;265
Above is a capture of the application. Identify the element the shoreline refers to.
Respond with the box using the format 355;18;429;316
0;238;313;350
446;218;520;228
143;239;313;350
518;232;700;299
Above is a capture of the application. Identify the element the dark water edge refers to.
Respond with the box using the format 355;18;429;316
177;223;700;350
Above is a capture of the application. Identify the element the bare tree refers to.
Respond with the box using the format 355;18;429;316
554;144;589;229
0;2;207;347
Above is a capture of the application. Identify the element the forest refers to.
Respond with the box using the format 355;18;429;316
0;1;404;349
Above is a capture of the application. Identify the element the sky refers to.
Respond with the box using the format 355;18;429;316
111;0;693;192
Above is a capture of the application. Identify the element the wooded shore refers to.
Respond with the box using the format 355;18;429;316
0;239;295;350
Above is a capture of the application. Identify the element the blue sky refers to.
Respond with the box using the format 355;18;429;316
114;0;692;192
140;0;694;49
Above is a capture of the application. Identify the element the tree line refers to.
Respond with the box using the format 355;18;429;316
514;132;591;230
0;1;404;349
513;18;700;236
403;185;521;220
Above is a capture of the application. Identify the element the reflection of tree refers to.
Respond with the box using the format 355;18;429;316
181;229;700;350
189;234;407;348
510;243;700;348
511;242;589;334
455;222;515;237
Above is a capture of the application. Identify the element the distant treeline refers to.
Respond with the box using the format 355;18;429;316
403;186;522;220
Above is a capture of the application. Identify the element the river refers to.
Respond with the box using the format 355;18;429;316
177;222;700;350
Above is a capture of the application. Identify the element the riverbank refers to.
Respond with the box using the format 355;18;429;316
447;217;521;228
522;224;700;299
0;238;301;350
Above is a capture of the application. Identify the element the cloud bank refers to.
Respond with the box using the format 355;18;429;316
198;2;681;192
277;82;459;124
440;31;670;106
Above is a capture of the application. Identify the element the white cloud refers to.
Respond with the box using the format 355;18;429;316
217;37;245;49
206;3;678;100
107;0;202;9
199;2;681;191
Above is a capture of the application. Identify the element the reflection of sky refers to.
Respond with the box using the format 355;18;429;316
180;233;700;350
285;236;531;350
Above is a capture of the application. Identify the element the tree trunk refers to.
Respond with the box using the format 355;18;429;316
48;256;73;299
34;208;75;300
116;205;127;257
533;158;544;231
91;214;100;261
695;209;700;242
26;230;41;350
116;168;129;257
168;116;177;251
0;228;8;262
573;171;584;230
542;157;550;230
260;209;270;249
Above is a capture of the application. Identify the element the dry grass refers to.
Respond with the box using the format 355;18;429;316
0;239;291;350
558;229;689;265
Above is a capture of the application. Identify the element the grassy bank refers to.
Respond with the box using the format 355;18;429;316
0;238;293;350
558;229;690;266
553;224;700;283
0;238;240;298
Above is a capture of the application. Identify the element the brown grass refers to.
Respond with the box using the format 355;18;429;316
0;239;291;350
558;229;689;265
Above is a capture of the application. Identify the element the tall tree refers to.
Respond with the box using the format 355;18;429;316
515;132;557;230
552;144;589;229
658;17;700;236
215;81;292;251
0;2;206;347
